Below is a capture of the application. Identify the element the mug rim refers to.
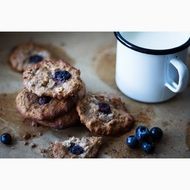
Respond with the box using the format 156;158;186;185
114;32;190;55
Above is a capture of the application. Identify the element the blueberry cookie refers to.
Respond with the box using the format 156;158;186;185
36;107;79;129
76;93;134;136
42;136;102;158
23;59;84;99
16;85;85;121
9;42;51;72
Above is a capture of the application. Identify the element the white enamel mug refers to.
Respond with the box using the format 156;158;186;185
114;32;190;103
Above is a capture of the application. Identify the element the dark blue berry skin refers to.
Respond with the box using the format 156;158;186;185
38;96;52;105
69;142;75;148
141;141;155;154
53;70;71;82
98;102;111;114
29;55;43;64
150;127;163;141
69;144;84;155
0;133;12;145
126;135;139;149
135;126;151;142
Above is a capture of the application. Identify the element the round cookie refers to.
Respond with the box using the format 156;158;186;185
16;84;85;121
23;59;84;99
9;42;51;72
76;93;134;136
36;108;79;129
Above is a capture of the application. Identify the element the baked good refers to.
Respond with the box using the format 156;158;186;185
42;136;102;158
16;88;76;121
16;84;85;121
36;107;79;129
23;59;84;99
76;93;134;136
9;42;51;72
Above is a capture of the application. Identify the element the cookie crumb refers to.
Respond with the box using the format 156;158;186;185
30;143;37;148
40;149;47;154
112;148;118;153
38;132;43;136
24;141;29;146
23;133;31;140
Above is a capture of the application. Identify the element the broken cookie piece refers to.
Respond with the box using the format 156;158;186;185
42;136;102;158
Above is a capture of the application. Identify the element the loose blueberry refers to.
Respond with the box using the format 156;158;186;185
69;144;84;155
53;70;71;82
0;133;12;145
150;127;163;141
126;135;139;149
38;96;52;105
29;55;43;63
98;102;111;114
141;141;155;154
135;126;151;142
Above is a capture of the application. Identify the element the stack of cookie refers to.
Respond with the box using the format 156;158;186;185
16;59;86;129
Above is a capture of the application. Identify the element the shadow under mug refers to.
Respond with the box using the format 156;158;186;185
114;32;190;103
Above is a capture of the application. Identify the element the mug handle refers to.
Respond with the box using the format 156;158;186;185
165;57;189;93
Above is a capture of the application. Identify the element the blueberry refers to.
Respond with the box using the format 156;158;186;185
0;133;12;145
98;102;111;114
69;144;84;155
38;96;52;105
135;126;151;142
53;70;71;82
141;141;155;154
29;55;43;63
150;127;163;141
126;135;139;149
69;142;75;148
